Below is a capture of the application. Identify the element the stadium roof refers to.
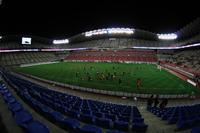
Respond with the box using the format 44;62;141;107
0;0;199;38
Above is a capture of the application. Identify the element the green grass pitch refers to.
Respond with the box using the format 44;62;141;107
15;62;200;95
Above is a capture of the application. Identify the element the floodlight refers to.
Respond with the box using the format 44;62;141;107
157;33;177;40
85;28;134;37
53;39;69;44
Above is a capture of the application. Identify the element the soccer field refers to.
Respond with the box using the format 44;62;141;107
15;62;200;95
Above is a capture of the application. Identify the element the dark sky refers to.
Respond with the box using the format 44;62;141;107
0;0;199;38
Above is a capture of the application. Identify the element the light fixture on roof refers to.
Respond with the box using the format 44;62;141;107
157;33;177;40
85;28;134;37
53;39;69;44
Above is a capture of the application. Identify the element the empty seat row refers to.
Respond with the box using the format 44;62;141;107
2;71;148;132
0;83;49;133
148;106;200;131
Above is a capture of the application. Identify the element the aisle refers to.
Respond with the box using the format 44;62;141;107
138;106;191;133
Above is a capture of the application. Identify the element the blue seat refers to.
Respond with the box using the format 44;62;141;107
176;120;191;130
66;109;80;119
79;114;94;124
25;120;49;133
113;121;129;131
92;112;103;118
79;124;102;133
168;117;178;124
81;109;91;115
4;92;12;97
104;113;116;121
14;110;33;127
118;116;129;122
58;118;80;131
4;96;16;104
191;127;200;133
162;114;170;120
39;104;52;117
50;111;64;123
132;123;148;132
106;130;124;133
188;116;200;127
30;99;44;111
94;117;112;129
8;102;23;114
132;117;144;123
0;89;9;95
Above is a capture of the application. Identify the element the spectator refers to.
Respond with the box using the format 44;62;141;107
154;95;159;108
159;98;168;109
147;95;154;109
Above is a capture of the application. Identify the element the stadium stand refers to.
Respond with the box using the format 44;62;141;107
2;71;148;132
148;104;200;131
158;48;200;75
0;83;49;133
0;52;67;66
0;18;200;133
65;49;157;63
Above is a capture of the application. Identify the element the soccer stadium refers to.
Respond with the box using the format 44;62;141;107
0;1;200;133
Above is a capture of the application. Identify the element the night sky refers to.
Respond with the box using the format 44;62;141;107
0;0;199;38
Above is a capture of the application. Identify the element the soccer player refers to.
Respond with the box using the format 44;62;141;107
75;72;79;77
118;78;122;84
136;78;141;88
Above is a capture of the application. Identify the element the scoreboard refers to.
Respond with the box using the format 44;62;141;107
22;37;32;45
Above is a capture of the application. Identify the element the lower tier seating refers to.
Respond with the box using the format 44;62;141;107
2;71;148;133
148;105;200;132
0;83;49;133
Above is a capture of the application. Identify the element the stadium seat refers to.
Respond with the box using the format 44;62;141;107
56;117;80;131
14;110;33;127
132;117;144;123
191;127;200;133
79;114;94;124
1;72;149;132
79;124;102;133
94;117;112;129
3;96;16;104
113;121;129;131
66;109;80;119
104;113;116;121
49;111;65;123
24;120;49;133
106;130;125;133
92;112;103;118
167;117;178;124
132;123;148;132
176;120;191;130
8;102;23;114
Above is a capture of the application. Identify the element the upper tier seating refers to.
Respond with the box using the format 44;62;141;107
2;72;148;132
65;50;157;63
